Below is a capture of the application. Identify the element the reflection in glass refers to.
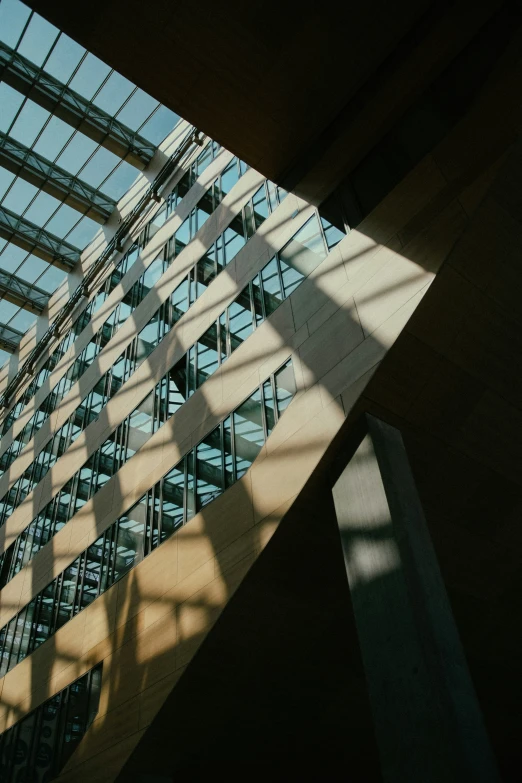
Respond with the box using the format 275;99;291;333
0;664;102;781
196;427;223;510
228;287;253;353
113;498;146;582
162;461;185;539
275;360;296;417
234;389;265;479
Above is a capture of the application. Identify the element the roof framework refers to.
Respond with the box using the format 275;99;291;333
0;41;156;169
0;266;48;313
0;0;180;364
0;321;24;353
0;205;80;269
0;131;117;222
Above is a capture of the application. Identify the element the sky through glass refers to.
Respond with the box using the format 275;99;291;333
0;0;180;368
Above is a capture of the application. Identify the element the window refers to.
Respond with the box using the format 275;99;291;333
0;362;296;675
0;664;102;780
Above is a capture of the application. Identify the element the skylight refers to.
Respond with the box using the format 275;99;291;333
0;0;180;368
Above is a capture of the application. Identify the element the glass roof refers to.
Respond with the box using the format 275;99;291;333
0;0;180;369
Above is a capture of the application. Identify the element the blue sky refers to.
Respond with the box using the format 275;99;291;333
0;0;180;368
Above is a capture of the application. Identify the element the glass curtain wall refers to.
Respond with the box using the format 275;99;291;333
0;663;102;780
0;213;343;573
0;154;257;478
0;139;223;444
0;361;295;678
0;241;140;440
0;177;289;521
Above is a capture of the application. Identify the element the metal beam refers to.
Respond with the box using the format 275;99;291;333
0;268;48;314
0;205;80;270
0;322;24;353
0;132;117;224
0;41;155;170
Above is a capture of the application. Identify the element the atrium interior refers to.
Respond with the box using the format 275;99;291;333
0;0;522;781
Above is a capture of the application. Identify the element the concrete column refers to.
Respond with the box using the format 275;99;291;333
331;414;500;783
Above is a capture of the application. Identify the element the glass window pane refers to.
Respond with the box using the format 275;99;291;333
68;53;111;100
8;309;36;334
55;560;79;629
142;252;165;295
19;599;35;661
266;181;280;213
136;308;160;364
93;71;134;115
194;253;217;298
0;167;15;201
9;100;50;148
34;581;55;647
223;416;234;488
187;345;196;397
263;379;276;436
56;132;97;175
125;390;154;459
173;217;190;256
101;161;138;201
220;158;240;196
161;460;185;538
16;255;49;287
0;0;31;49
9;709;36;779
233;388;265;479
252;274;264;325
194;144;213;177
74;455;95;514
17;13;59;67
279;215;327;297
185;451;195;521
9;609;26;664
228;286;253;354
116;89;157;131
0;83;24;134
171;278;189;322
275;360;296;417
55;481;73;529
223;216;246;263
80;536;103;610
59;667;91;769
43;33;85;83
32;114;74;161
196;427;223;510
139;105;179;145
44;202;79;238
168;357;187;415
194;188;214;232
96;436;116;490
1;617;16;675
79;146;120;189
321;216;346;250
148;202;168;239
2;177;38;214
0;241;26;274
109;352;125;396
252;184;269;228
113;498;146;583
196;323;219;388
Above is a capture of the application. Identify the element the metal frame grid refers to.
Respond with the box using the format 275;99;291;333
0;0;180;358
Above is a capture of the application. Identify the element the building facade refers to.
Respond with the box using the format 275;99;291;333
1;0;522;781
